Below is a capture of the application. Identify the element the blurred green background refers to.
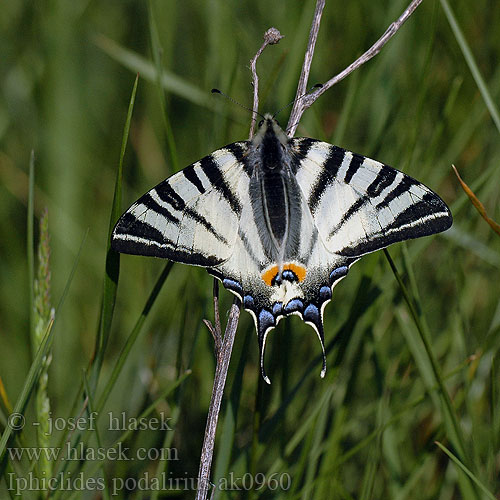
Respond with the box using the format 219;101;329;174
1;0;499;498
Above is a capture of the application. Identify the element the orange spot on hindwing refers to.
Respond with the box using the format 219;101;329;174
262;265;280;286
287;263;306;282
261;263;307;287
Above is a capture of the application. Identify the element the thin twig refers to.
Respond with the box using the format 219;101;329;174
287;0;325;132
287;0;424;136
249;27;284;139
196;297;241;500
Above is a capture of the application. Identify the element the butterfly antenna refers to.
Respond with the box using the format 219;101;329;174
211;89;264;119
272;83;323;120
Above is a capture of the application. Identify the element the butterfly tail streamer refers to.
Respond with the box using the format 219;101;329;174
257;310;276;384
304;312;327;379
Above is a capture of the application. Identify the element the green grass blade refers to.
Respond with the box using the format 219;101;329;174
82;372;111;500
384;249;481;498
315;407;346;498
53;260;173;487
93;34;211;109
385;251;464;445
27;151;35;352
96;261;174;412
302;396;330;499
440;0;500;135
150;405;181;500
148;0;179;173
333;354;474;468
89;75;138;392
0;231;87;465
493;354;500;452
435;441;496;500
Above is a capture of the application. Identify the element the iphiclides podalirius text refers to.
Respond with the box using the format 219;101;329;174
112;114;452;383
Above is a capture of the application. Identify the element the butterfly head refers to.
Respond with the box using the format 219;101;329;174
253;114;290;171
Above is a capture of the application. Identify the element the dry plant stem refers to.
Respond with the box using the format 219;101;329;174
452;165;500;236
249;43;266;139
196;297;241;500
287;0;424;136
249;28;284;139
289;0;325;122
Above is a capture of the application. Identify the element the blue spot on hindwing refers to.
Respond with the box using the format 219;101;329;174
319;286;332;301
271;273;282;286
243;294;255;310
270;268;301;286
272;302;283;316
222;278;243;296
284;298;304;314
329;266;349;284
282;269;298;282
259;309;275;332
304;303;320;324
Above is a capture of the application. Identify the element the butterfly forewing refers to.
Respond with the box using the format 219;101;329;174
112;142;250;266
291;138;452;257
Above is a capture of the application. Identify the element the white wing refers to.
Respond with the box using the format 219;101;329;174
291;138;452;257
112;142;250;267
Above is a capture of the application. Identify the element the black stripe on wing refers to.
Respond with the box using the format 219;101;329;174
200;155;242;215
112;212;222;265
366;164;397;197
143;193;180;225
328;196;370;239
182;164;206;194
115;183;228;245
183;206;229;244
308;145;346;212
375;175;420;209
226;142;253;176
306;146;395;212
113;212;165;245
290;138;317;174
155;182;186;211
338;192;452;257
112;141;250;265
343;153;364;183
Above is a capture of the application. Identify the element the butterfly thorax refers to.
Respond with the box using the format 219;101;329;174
259;118;287;170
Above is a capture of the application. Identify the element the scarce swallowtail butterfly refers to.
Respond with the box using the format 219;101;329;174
112;115;452;383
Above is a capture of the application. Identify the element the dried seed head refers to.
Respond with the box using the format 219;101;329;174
264;27;283;45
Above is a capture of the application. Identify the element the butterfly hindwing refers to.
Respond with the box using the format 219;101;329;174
112;142;251;266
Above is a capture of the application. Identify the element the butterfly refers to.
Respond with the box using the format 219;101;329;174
112;114;452;383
